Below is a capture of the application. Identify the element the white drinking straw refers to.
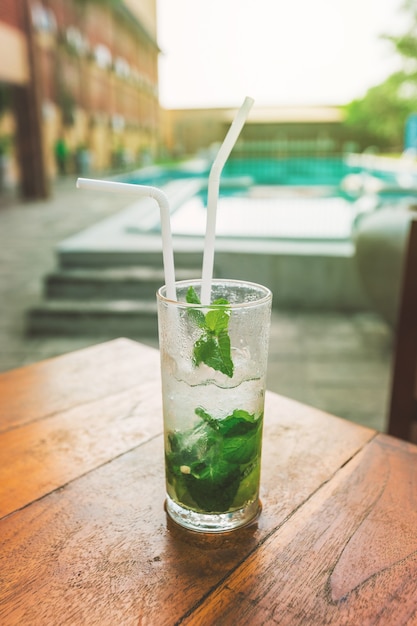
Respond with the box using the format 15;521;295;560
200;96;254;305
76;177;176;300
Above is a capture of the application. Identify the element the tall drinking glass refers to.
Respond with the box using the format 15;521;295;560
157;279;272;533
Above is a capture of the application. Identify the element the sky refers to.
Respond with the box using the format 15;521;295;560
156;0;408;109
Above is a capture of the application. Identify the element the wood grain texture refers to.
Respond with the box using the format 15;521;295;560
7;340;414;626
0;338;158;431
0;379;162;518
0;437;255;626
0;384;376;625
183;434;417;626
258;391;375;533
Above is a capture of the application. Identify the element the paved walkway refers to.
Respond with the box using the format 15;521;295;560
0;176;393;432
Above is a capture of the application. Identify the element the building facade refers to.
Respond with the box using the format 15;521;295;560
0;0;160;198
0;2;360;201
0;0;46;197
162;105;353;158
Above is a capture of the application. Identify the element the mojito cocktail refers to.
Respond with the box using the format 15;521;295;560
157;279;272;533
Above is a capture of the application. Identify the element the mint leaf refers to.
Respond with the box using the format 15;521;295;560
205;308;230;333
197;334;233;378
186;286;200;304
195;406;220;430
186;286;206;329
217;331;233;377
185;287;234;377
222;435;257;465
218;410;262;464
184;463;241;512
165;407;263;513
229;409;258;422
217;409;259;436
192;334;217;367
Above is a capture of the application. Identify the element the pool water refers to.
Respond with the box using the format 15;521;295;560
122;156;411;242
222;157;350;186
123;157;351;187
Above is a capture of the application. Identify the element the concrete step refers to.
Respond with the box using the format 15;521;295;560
27;299;159;338
57;178;206;270
44;266;201;300
57;246;205;270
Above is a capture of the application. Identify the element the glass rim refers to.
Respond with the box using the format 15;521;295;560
157;278;272;309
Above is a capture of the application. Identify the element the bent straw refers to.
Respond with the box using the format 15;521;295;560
200;96;254;305
76;177;176;300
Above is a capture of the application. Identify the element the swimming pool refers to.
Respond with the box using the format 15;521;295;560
169;184;353;240
121;156;413;242
122;156;351;187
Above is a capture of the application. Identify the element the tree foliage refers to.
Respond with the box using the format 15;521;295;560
343;1;417;150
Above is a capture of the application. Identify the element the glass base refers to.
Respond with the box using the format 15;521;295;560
165;495;261;533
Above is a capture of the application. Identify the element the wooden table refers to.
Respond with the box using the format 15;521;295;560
1;338;416;625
